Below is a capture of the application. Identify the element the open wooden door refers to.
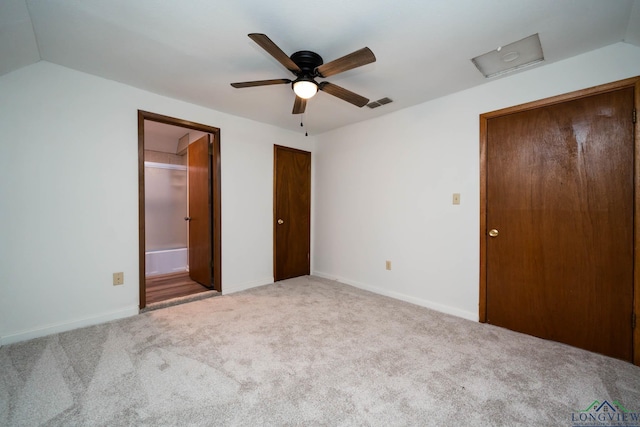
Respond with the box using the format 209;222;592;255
483;86;635;361
274;145;311;281
188;135;213;288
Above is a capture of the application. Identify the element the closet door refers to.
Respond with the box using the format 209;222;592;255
485;87;634;361
274;145;311;281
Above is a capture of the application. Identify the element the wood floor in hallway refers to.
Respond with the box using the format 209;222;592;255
145;271;211;304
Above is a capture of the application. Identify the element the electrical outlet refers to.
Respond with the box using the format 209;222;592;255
113;272;124;286
452;193;461;205
385;260;392;271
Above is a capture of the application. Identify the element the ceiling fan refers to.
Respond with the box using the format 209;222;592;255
231;33;376;114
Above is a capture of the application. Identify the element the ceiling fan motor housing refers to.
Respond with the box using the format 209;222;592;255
290;51;324;77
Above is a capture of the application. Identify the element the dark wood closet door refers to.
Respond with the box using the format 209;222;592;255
486;87;634;361
274;145;311;281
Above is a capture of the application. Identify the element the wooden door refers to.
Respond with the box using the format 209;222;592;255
485;87;634;361
188;135;213;288
274;145;311;281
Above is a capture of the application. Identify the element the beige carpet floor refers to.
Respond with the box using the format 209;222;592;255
1;276;639;426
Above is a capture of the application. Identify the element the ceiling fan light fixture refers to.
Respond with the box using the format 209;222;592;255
293;79;318;99
231;34;376;114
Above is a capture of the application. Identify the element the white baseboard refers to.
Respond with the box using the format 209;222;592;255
222;277;274;295
312;271;478;322
0;306;139;346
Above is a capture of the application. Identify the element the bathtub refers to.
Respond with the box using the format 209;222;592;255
145;248;188;276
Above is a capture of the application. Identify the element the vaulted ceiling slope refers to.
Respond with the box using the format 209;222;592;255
1;0;639;134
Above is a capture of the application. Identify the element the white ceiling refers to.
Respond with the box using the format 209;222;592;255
144;120;189;154
2;0;639;135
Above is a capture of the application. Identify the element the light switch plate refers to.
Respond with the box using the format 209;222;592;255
453;193;461;205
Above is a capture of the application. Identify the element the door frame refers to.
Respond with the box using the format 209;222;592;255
479;76;640;365
138;110;222;308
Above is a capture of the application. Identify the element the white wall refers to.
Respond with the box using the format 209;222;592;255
0;61;313;345
312;42;640;321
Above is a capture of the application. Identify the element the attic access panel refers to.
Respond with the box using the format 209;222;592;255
472;33;544;78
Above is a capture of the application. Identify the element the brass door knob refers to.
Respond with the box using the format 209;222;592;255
277;219;284;225
488;229;499;237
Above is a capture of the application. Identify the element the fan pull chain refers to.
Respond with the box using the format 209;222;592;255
300;114;308;137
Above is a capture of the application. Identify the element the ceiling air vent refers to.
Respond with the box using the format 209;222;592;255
367;97;393;109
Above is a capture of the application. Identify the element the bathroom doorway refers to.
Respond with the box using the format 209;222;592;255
138;111;221;309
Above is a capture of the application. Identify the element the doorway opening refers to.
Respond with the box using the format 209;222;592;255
138;111;221;309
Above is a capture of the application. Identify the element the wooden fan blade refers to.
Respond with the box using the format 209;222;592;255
248;33;301;74
292;96;307;114
315;47;376;78
318;82;369;107
231;79;291;88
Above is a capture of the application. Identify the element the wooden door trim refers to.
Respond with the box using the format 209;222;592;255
138;110;222;309
273;145;312;281
479;76;640;365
